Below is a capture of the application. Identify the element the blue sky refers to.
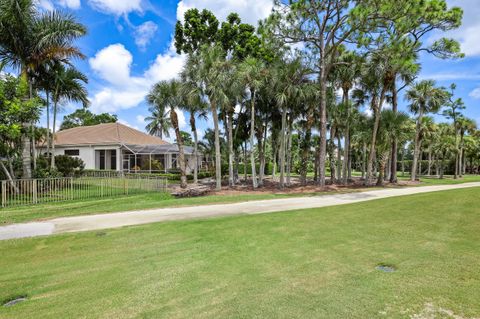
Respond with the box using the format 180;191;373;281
36;0;480;140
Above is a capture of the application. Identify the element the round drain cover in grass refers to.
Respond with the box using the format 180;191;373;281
376;264;396;272
3;296;27;307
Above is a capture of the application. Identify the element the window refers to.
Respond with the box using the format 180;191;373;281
110;150;117;170
64;149;79;156
99;150;105;170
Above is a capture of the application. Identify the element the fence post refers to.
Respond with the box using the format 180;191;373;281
70;177;74;200
33;179;38;204
1;181;6;208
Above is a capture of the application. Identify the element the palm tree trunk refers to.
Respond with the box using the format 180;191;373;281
390;80;398;183
227;110;234;187
336;135;342;181
411;109;423;181
258;120;267;187
318;74;328;187
250;90;257;189
190;113;199;184
286;120;293;186
171;110;187;188
342;127;350;184
51;98;59;168
427;149;432;176
376;152;389;186
20;70;32;179
361;143;367;180
46;91;51;163
366;91;383;185
329;126;337;184
279;107;287;188
211;101;222;190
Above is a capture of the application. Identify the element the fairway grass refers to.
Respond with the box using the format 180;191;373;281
2;174;480;225
1;188;479;318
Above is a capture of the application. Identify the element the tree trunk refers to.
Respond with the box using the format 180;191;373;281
171;110;187;188
390;79;398;183
46;92;50;163
279;107;287;188
0;161;19;193
336;135;342;182
361;143;367;179
211;101;222;190
366;91;383;185
328;126;337;184
258;120;267;187
300;126;312;186
286;119;293;186
318;66;328;187
250;90;257;188
190;113;199;184
376;152;389;186
411;109;423;181
51;99;59;168
227;110;234;186
427;149;432;176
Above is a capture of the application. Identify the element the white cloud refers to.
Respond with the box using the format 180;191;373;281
88;0;142;16
58;0;80;9
88;43;186;120
36;0;54;11
419;72;480;81
176;0;274;26
89;44;134;86
439;0;480;57
136;115;146;124
469;87;480;99
134;21;158;50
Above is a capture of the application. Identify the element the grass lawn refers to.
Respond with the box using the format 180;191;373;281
1;188;479;318
1;174;479;225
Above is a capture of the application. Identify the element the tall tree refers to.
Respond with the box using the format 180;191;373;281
50;65;89;168
145;95;173;140
406;80;446;181
148;80;188;188
239;57;266;188
0;0;87;177
270;0;379;187
60;108;117;130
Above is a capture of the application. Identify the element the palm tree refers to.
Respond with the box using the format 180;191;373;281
406;80;446;181
239;57;266;189
148;80;188;188
144;96;172;139
332;51;363;184
376;109;411;186
0;0;86;177
194;44;231;190
179;77;208;184
457;117;477;177
274;59;308;188
50;64;89;168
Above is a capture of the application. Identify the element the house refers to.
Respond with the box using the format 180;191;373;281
38;123;202;174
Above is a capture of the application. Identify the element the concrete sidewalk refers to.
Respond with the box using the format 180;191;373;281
1;182;479;241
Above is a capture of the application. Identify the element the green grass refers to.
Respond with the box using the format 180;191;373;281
398;174;480;185
1;187;479;318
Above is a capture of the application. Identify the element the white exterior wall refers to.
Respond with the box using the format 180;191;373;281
42;145;121;170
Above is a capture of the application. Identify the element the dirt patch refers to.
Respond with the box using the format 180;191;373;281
3;295;27;307
197;176;416;196
409;302;476;319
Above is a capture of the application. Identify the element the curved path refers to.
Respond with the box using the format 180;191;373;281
1;182;479;241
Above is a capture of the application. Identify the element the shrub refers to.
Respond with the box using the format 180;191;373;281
55;155;85;177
